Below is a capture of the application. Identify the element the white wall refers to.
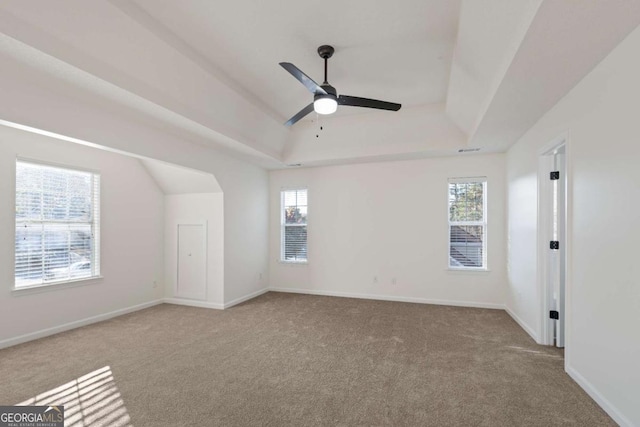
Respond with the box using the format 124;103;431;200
222;170;269;304
165;194;224;306
505;145;540;340
0;48;270;307
270;154;506;308
0;126;164;344
506;24;640;427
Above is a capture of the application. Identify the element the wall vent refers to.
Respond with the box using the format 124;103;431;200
458;148;481;153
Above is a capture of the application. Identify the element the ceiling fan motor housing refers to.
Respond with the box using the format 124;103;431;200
318;84;336;97
317;45;335;59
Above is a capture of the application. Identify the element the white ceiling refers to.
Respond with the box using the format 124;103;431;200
132;0;461;123
0;1;639;168
446;0;543;137
141;158;222;194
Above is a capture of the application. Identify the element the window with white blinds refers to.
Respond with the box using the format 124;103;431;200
281;189;307;263
448;177;487;269
15;160;101;289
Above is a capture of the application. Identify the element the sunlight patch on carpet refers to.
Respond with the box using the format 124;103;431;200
16;366;132;427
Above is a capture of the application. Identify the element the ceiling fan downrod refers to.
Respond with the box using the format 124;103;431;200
317;45;334;85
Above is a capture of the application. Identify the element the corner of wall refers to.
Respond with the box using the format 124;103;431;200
566;364;634;427
504;304;540;343
222;288;269;309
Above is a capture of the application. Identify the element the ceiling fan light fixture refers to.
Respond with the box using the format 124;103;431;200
280;45;401;126
313;95;338;115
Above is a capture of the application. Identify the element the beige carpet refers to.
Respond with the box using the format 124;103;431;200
0;292;613;426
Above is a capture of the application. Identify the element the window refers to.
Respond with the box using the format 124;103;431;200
15;160;101;289
281;189;307;263
448;178;487;269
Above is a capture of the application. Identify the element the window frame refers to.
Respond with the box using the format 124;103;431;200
13;157;102;291
280;188;308;264
447;177;488;271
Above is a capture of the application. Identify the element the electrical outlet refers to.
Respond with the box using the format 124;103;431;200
391;278;397;285
152;281;158;288
259;272;263;280
373;276;378;284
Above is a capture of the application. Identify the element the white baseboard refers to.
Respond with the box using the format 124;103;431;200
566;364;633;427
163;288;269;311
223;288;269;309
504;305;540;343
0;299;163;350
268;287;504;310
163;297;224;310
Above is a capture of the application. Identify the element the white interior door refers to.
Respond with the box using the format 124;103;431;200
176;224;207;300
549;149;566;348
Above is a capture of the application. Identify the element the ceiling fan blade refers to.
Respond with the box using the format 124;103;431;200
284;103;314;127
338;95;401;111
279;62;327;95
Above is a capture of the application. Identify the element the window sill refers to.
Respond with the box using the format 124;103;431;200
12;276;104;296
446;268;491;274
279;260;308;266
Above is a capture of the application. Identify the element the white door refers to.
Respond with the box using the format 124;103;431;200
549;150;566;348
176;224;207;300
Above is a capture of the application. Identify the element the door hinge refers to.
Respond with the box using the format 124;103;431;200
550;241;560;250
549;310;559;320
550;171;560;180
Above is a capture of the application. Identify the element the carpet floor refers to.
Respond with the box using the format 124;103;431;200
0;292;613;426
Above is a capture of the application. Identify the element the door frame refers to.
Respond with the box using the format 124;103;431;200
537;132;571;354
175;221;208;301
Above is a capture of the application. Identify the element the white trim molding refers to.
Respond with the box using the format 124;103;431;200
268;287;504;310
566;365;633;427
1;290;272;349
223;288;269;309
537;131;570;347
0;299;163;350
163;288;270;311
505;305;540;343
163;297;223;310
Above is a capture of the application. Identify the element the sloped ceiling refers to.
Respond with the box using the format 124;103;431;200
446;0;543;137
140;158;222;194
0;1;639;168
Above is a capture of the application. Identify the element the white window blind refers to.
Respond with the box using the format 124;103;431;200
448;178;487;269
281;189;307;263
15;160;101;288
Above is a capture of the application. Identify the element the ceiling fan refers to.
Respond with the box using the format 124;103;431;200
280;45;402;127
